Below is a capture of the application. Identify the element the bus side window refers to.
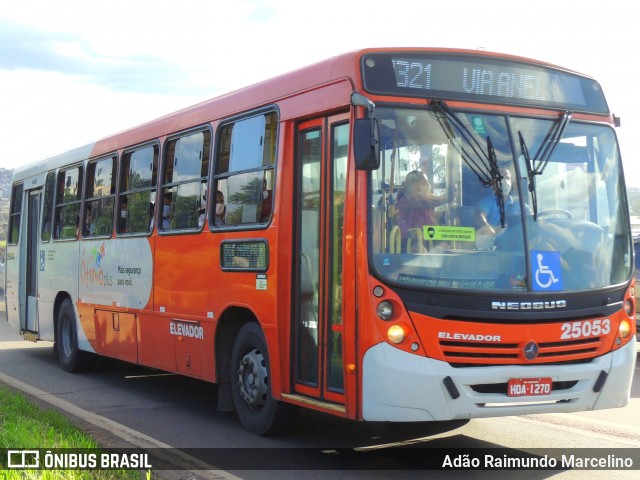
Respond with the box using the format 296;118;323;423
8;183;24;245
41;172;55;242
119;144;158;235
214;111;277;226
160;129;210;232
54;166;83;240
84;156;116;237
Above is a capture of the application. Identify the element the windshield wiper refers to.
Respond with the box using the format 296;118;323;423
431;100;507;227
430;100;497;188
518;111;572;221
486;136;506;228
519;131;538;221
533;111;572;174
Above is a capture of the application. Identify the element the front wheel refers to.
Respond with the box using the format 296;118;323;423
56;298;95;373
231;322;297;435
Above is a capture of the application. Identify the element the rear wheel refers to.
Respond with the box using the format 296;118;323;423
231;322;297;435
56;298;95;373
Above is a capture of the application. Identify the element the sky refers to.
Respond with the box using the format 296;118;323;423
0;0;638;185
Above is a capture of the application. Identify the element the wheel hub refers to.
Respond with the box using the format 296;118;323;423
237;348;268;410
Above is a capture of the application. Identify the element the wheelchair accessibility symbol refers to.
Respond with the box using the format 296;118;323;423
531;250;563;291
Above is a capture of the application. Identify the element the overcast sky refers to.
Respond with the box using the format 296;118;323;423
1;0;637;185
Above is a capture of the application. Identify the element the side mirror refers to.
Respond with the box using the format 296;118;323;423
354;117;380;170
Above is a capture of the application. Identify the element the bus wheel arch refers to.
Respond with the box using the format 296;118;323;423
214;308;248;412
55;296;95;373
220;311;296;435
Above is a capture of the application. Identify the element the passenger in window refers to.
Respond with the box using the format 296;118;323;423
214;190;226;226
160;194;173;230
394;170;447;244
119;197;128;233
149;202;156;230
261;180;272;222
54;213;62;239
83;206;93;236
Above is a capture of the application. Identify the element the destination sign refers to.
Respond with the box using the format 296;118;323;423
361;52;609;114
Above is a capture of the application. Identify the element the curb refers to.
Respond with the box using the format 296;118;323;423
0;371;240;480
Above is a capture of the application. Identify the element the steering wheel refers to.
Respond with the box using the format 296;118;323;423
537;209;572;218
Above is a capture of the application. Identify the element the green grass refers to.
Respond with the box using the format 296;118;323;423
0;387;142;479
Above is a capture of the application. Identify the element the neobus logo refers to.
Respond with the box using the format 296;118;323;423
491;300;567;310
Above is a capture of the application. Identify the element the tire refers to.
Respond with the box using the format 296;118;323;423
56;298;95;373
231;322;297;435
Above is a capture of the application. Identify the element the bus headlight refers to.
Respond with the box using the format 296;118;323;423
387;324;405;344
376;301;394;321
618;319;632;339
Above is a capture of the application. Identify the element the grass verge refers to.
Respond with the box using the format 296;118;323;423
0;386;142;479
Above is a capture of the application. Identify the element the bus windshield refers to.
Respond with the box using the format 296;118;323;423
369;106;632;293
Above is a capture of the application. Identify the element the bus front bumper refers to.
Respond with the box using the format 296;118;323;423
361;338;636;422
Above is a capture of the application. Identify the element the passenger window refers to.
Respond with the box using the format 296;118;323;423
8;183;24;245
160;129;210;232
84;156;116;237
41;172;55;242
119;145;158;234
54;166;83;240
215;111;277;226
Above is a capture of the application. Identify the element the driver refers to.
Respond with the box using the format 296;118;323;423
476;167;522;235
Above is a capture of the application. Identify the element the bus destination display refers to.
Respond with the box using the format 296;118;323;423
361;53;609;114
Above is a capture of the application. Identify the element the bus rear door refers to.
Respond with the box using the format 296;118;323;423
23;188;43;338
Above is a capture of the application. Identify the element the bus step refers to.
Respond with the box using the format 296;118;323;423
281;393;346;413
22;332;39;343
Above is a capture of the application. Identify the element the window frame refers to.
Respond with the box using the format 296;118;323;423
8;183;24;245
212;107;279;229
159;125;212;234
117;141;160;236
40;171;56;243
53;164;84;241
83;154;117;238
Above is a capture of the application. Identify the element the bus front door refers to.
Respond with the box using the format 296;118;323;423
23;189;42;334
294;114;350;406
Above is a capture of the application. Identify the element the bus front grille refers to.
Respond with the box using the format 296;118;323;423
438;337;603;364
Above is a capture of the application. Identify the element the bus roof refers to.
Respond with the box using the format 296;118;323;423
11;47;602;182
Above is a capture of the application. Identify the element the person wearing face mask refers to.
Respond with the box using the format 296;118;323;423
476;167;519;235
119;197;128;233
160;193;173;230
214;190;226;226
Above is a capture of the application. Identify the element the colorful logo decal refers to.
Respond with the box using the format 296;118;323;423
80;242;112;287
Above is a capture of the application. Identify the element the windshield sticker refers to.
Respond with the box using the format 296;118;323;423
423;225;476;242
398;273;495;290
531;250;563;291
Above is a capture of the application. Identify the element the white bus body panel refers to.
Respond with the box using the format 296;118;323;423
362;339;636;421
77;238;153;309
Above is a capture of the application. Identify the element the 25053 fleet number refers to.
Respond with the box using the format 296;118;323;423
560;319;610;340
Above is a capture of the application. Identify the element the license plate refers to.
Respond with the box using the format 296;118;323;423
507;377;552;397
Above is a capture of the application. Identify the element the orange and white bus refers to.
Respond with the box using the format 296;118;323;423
5;48;636;435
